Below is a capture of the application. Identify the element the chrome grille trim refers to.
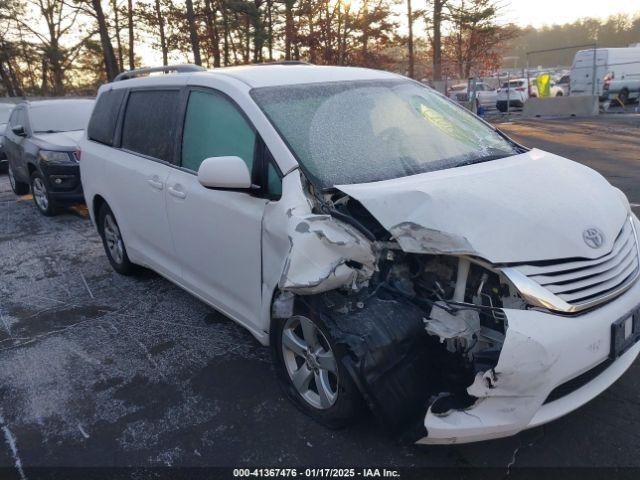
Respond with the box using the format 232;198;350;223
502;216;640;313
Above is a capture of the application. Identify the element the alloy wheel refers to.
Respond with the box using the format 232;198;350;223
32;177;49;211
281;315;339;410
103;213;124;265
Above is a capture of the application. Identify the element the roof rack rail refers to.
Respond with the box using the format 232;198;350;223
114;64;206;82
252;61;311;66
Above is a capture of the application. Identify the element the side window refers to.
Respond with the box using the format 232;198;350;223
88;89;126;146
267;162;282;198
181;90;255;173
9;108;23;127
8;109;17;127
121;90;180;162
262;147;282;199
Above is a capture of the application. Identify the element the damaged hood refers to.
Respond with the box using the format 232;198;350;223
337;149;629;263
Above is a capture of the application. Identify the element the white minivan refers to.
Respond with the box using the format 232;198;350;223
570;47;640;99
80;64;640;445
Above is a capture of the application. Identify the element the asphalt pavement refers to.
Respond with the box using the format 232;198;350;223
0;114;639;475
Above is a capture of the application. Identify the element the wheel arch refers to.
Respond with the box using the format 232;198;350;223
92;194;107;232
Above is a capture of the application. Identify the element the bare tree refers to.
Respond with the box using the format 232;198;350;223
203;0;221;67
445;0;516;78
90;0;120;79
13;0;88;95
127;0;134;69
111;0;124;69
283;0;295;60
425;0;447;81
155;0;168;64
407;0;414;78
185;0;202;64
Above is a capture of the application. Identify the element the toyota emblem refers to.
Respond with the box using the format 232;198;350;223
583;228;605;249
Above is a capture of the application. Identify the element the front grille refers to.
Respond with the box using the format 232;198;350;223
514;218;639;309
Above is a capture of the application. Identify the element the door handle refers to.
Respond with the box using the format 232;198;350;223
168;185;186;199
147;178;164;190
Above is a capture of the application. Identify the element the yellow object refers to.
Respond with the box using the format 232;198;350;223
536;73;551;98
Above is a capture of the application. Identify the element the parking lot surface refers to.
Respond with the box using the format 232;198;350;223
1;115;640;473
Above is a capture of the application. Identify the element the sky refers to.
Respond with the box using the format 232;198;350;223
502;0;638;28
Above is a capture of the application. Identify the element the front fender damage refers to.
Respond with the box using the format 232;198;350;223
276;195;531;441
279;209;376;295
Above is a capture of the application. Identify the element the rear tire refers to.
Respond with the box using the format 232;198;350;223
30;170;57;216
98;203;137;275
272;306;363;429
8;165;29;195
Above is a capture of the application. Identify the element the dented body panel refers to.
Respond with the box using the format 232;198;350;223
419;272;640;444
267;153;639;444
336;149;628;263
279;211;376;294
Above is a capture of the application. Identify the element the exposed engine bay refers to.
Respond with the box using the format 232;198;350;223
275;189;531;437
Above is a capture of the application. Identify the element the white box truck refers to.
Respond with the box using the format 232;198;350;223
570;47;640;100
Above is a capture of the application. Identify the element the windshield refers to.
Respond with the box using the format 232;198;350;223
30;100;94;133
251;80;519;188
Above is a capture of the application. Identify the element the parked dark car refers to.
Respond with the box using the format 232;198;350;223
5;99;94;215
0;102;15;172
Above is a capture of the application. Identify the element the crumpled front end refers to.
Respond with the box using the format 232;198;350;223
272;167;640;444
420;274;640;443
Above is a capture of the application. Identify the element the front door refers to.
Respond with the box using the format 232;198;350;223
165;88;268;329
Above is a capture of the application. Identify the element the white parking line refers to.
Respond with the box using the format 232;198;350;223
0;414;27;480
631;203;640;209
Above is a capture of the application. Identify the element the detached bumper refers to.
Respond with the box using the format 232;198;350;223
418;266;640;445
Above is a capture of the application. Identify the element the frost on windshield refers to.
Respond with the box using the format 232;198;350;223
30;101;95;133
252;80;518;188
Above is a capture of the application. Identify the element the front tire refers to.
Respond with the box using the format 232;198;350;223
98;204;137;275
30;170;57;216
8;165;29;195
272;309;362;428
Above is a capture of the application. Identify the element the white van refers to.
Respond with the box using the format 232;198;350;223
80;64;640;445
570;47;640;99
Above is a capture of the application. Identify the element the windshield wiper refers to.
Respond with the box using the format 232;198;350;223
458;153;514;167
34;129;62;134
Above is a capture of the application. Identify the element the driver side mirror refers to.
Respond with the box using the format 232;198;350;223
197;156;252;190
11;125;26;137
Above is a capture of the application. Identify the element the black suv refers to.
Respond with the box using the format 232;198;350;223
5;99;94;215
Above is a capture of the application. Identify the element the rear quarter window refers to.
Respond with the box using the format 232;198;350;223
87;89;126;145
121;90;180;162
